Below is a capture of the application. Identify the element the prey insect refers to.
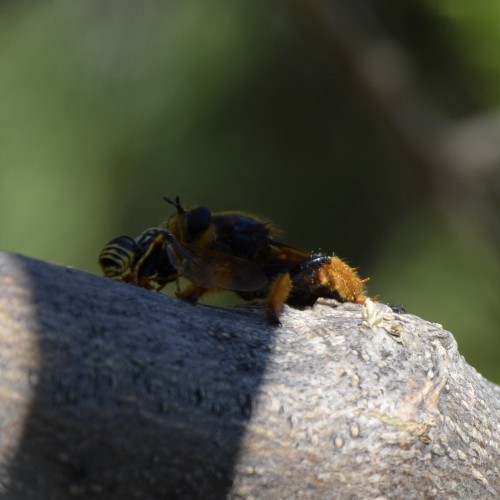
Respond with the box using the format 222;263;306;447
99;228;267;293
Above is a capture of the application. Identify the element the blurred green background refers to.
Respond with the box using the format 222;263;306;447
0;0;498;381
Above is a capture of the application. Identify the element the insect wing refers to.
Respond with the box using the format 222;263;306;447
270;241;312;266
166;238;267;291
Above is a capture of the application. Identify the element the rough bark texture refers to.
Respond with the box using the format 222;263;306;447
0;250;498;499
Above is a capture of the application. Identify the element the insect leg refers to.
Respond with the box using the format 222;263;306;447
132;234;167;285
266;272;292;327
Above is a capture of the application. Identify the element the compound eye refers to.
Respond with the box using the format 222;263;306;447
187;206;211;238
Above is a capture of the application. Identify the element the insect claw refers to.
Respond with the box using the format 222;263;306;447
266;313;282;327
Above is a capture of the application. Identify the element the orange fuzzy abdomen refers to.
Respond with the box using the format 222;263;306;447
316;257;367;303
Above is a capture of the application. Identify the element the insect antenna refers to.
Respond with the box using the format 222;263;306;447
163;195;184;214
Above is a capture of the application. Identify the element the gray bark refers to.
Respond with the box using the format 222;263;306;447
0;250;498;499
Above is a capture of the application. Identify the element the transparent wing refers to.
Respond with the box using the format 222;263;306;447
268;240;313;266
166;237;267;291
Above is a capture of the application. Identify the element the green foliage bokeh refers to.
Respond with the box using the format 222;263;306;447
0;1;498;382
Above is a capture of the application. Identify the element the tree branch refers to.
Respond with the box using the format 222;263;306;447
0;251;498;499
